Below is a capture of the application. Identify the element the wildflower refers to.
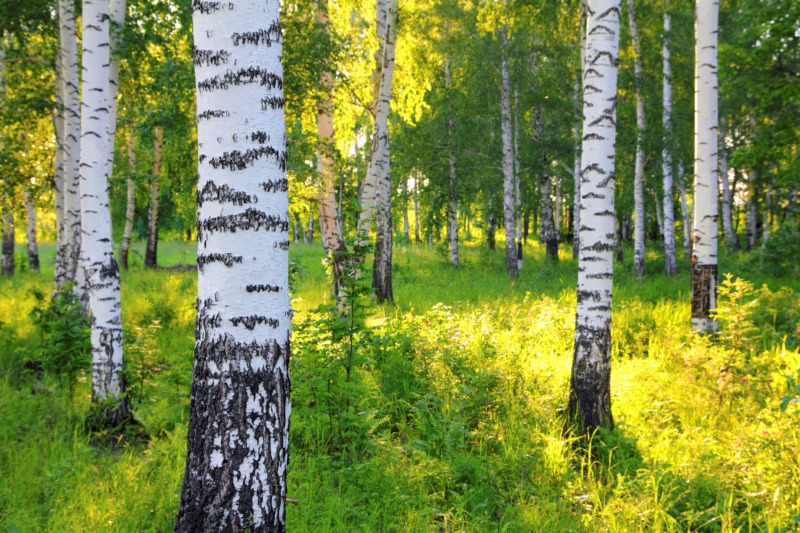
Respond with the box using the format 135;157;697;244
741;377;747;383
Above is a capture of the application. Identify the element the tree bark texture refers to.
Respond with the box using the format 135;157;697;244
176;1;291;530
661;4;678;276
58;0;83;294
569;0;621;435
627;0;646;279
533;52;558;261
80;0;129;422
446;59;458;268
1;189;12;277
500;35;517;277
573;1;588;260
718;119;737;252
53;44;67;285
691;0;719;334
104;0;126;181
315;0;348;298
119;131;136;269
24;188;39;272
677;162;692;258
371;3;397;303
145;126;163;269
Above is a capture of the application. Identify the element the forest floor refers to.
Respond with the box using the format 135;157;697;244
1;238;799;532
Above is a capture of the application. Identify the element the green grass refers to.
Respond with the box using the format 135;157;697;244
1;237;799;531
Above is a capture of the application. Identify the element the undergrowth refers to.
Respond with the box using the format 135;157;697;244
0;241;798;531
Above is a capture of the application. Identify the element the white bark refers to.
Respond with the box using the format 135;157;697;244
59;0;83;294
501;34;517;277
24;188;39;272
692;0;719;333
570;0;621;433
145;126;162;269
79;0;128;420
0;45;11;277
371;3;397;302
104;0;127;180
119;130;136;269
718;119;736;252
446;58;458;267
177;1;290;529
53;46;67;284
661;4;678;275
627;0;646;279
533;51;558;261
677;162;692;257
573;0;588;260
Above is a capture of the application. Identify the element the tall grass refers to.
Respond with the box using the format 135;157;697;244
1;239;798;531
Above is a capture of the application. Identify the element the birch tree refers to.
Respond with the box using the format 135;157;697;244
661;1;678;276
79;0;129;423
144;126;162;269
176;0;291;529
627;0;646;279
569;0;621;434
446;57;458;268
532;51;558;261
500;32;517;278
691;0;719;334
119;131;136;269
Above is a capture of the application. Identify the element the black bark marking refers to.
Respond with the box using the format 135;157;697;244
231;23;282;46
583;241;614;252
568;323;614;435
192;47;231;66
197;109;230;122
199;209;289;238
583;133;605;141
260;96;285;110
197;253;243;271
229;315;280;330
260;179;289;193
191;0;223;14
197;67;282;92
209;146;287;172
250;131;270;144
691;263;717;320
245;284;280;293
198;181;256;207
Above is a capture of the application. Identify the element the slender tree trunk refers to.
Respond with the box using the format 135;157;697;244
79;0;129;424
145;127;162;269
533;52;558;261
677;162;692;258
414;177;421;243
446;59;458;268
691;0;720;334
306;213;313;243
316;0;348;298
104;0;126;180
24;188;39;272
513;88;522;252
177;2;290;530
53;45;67;285
745;188;757;249
573;1;588;260
628;0;646;279
763;177;772;242
487;201;496;251
59;0;83;295
402;179;410;243
293;212;302;243
569;0;621;435
500;34;517;277
1;189;12;276
661;3;678;275
119;131;136;269
654;191;664;237
371;3;397;303
718;119;737;252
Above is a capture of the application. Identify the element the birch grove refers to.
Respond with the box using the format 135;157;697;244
569;0;622;433
176;0;291;528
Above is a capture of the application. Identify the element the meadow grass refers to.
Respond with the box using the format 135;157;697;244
0;237;798;531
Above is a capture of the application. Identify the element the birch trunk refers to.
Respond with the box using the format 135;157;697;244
661;4;678;275
79;0;129;423
745;188;757;249
500;36;517;277
677;162;692;257
24;188;39;272
306;213;313;243
104;0;126;180
763;177;772;242
573;0;588;260
1;191;12;277
316;0;348;297
59;0;83;294
402;179;409;243
176;1;290;529
718;119;737;252
533;51;558;261
446;59;458;267
513;89;522;254
371;4;397;303
627;0;646;279
119;131;136;269
569;0;621;434
53;47;67;284
414;178;421;243
691;0;720;334
145;126;162;269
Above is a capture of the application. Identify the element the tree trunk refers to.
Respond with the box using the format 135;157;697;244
176;2;290;530
513;88;522;254
316;0;348;298
677;163;692;258
414;178;421;244
691;0;719;334
53;47;67;285
79;0;129;424
533;52;558;261
119;131;136;269
305;213;313;243
24;188;39;272
104;0;126;180
402;179;410;243
145;126;162;269
628;0;646;279
745;189;757;249
446;59;458;268
661;4;678;275
573;1;587;260
500;35;517;277
1;189;13;276
718;120;737;252
763;177;772;242
569;0;621;435
371;3;397;303
58;0;83;296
